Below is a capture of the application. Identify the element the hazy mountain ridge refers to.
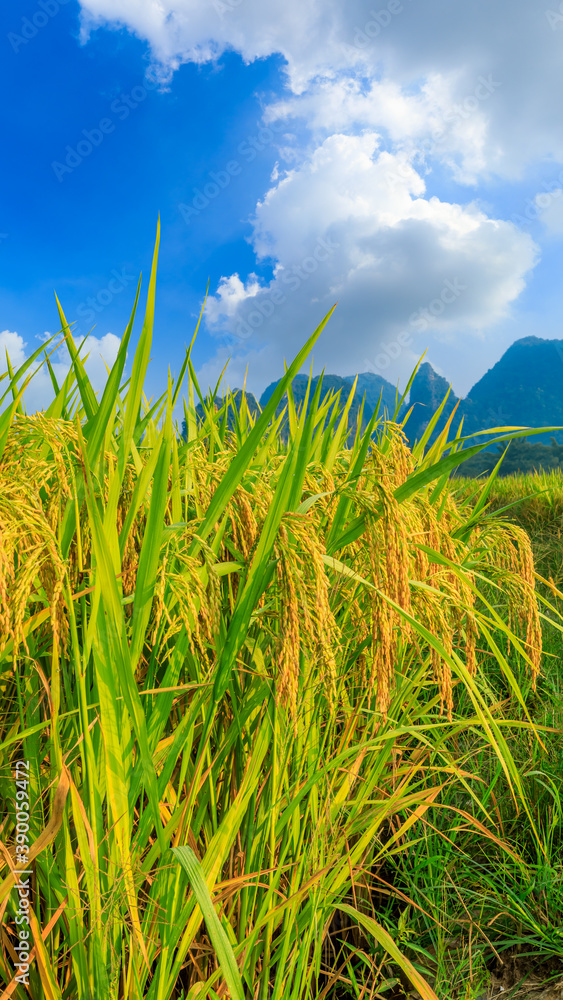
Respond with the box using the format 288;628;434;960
259;337;563;447
461;337;563;444
398;363;460;444
185;389;261;434
184;338;563;461
258;372;397;437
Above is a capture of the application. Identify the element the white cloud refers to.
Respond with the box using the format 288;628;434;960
536;188;563;236
0;330;27;371
78;0;563;177
75;0;558;397
56;332;121;385
0;330;121;414
200;134;539;394
204;273;264;324
264;72;500;185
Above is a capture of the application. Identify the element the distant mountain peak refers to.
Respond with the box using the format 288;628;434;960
249;337;563;451
510;335;557;347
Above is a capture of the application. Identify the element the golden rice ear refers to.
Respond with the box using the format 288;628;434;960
274;524;301;725
234;490;259;560
0;476;67;660
0;367;544;735
372;591;394;719
510;525;542;689
478;519;542;689
290;514;340;711
2;314;555;998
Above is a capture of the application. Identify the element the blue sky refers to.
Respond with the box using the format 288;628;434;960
2;0;563;419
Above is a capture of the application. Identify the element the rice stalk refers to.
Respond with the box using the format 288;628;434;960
0;228;558;1000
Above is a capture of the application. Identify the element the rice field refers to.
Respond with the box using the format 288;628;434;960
1;229;562;999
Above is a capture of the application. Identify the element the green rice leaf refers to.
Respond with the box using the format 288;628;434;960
337;903;440;1000
172;847;245;1000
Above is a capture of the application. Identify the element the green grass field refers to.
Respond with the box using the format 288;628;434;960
1;229;562;999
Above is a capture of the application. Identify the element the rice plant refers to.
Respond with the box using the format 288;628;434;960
0;223;560;1000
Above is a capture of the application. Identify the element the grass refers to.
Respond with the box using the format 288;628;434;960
412;469;563;997
0;224;562;999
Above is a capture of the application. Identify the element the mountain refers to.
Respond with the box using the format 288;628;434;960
182;337;563;467
181;373;398;443
394;337;563;452
399;362;460;444
258;338;563;451
258;372;397;438
180;389;260;438
459;336;563;445
342;372;399;417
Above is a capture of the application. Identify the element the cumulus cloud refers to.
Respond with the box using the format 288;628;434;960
199;134;539;392
0;330;121;414
264;73;501;186
78;0;563;176
0;330;27;371
535;189;563;236
75;0;556;395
